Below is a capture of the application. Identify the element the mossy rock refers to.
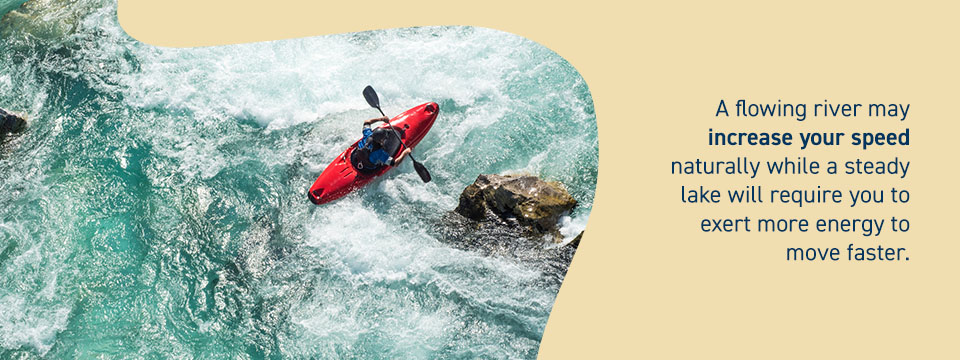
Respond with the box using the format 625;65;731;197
456;174;577;240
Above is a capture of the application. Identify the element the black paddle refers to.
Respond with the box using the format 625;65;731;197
363;85;432;183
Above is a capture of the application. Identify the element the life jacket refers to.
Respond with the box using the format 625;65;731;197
350;128;404;174
351;143;383;173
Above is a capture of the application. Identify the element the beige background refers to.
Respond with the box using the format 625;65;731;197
118;1;960;358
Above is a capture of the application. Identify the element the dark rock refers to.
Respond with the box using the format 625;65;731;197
455;174;577;241
0;108;26;140
568;231;584;249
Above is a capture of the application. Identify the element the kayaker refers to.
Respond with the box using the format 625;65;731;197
309;101;438;205
353;116;412;171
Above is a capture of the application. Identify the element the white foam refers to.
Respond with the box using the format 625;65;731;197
558;214;589;245
0;295;71;355
113;27;539;129
283;196;554;355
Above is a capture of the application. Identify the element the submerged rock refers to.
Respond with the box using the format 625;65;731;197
455;174;577;242
0;0;83;41
0;108;27;140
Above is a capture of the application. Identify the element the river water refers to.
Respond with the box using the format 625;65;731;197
0;1;597;358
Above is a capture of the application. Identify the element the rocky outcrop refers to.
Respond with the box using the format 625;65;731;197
455;174;577;242
432;174;581;281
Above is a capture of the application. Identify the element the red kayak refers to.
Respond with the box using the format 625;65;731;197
308;102;439;205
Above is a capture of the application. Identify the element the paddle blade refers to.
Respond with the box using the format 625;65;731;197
413;160;432;183
363;86;380;109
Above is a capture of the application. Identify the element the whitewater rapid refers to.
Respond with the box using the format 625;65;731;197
0;0;597;358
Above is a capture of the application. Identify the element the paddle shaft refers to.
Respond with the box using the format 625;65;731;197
363;85;431;182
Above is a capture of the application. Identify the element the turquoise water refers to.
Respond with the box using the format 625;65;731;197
0;0;597;358
0;1;24;18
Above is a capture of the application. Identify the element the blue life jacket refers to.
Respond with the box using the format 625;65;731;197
357;127;392;165
352;126;402;173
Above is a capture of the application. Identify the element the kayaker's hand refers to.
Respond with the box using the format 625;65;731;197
377;116;389;123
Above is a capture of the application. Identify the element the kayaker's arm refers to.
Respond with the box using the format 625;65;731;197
390;148;412;166
363;116;389;126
